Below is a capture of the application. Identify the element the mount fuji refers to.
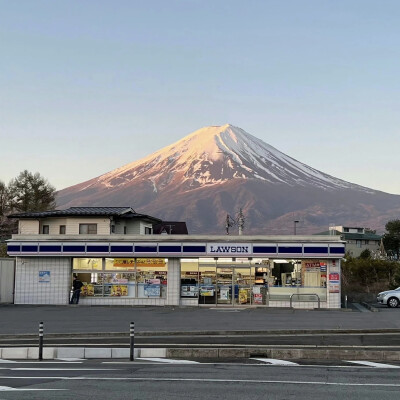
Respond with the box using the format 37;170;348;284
56;124;400;234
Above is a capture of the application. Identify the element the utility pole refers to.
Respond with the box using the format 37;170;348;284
226;214;235;235
294;220;299;235
238;208;245;236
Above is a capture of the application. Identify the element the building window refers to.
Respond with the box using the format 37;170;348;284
364;240;369;245
59;225;66;234
124;226;127;234
79;224;97;234
111;225;115;233
145;227;152;234
42;225;49;234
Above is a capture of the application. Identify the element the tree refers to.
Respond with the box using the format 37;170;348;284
8;170;56;213
0;180;13;241
359;249;371;259
383;220;400;260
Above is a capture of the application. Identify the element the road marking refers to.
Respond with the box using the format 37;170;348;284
0;385;66;391
345;361;400;368
253;358;299;365
10;368;119;371
2;377;400;387
137;358;199;364
56;358;86;361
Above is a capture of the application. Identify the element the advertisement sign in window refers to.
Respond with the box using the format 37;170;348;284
39;271;50;283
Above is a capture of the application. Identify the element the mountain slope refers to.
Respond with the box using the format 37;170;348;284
56;124;400;234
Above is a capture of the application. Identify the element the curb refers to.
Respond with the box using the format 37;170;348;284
1;346;400;361
1;328;399;340
361;302;379;312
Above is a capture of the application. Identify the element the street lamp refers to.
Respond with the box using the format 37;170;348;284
294;220;299;235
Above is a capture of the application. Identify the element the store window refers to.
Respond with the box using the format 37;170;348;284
71;257;168;299
79;224;97;234
136;258;167;298
181;260;199;298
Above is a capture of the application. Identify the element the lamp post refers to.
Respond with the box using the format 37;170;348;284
294;220;299;235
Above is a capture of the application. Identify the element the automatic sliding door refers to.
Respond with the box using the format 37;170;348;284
217;268;233;305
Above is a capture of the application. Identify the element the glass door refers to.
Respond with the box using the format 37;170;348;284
217;268;233;305
233;267;252;306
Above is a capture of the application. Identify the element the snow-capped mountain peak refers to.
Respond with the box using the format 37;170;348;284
94;124;368;192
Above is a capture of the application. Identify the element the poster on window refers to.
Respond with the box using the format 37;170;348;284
200;286;214;296
220;287;230;300
144;285;161;297
253;293;263;304
39;271;50;283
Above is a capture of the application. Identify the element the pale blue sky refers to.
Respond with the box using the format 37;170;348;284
1;0;399;194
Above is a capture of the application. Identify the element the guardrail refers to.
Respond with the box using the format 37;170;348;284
290;293;320;309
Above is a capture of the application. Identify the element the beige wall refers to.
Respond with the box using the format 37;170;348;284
20;218;111;235
19;220;39;234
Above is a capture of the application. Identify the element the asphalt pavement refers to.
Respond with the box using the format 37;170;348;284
1;358;400;400
0;303;397;336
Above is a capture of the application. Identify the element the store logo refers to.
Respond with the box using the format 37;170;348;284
207;243;251;254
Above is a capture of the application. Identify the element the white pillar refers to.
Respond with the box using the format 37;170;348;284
166;258;180;306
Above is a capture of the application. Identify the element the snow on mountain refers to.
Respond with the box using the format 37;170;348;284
85;124;370;193
56;124;400;234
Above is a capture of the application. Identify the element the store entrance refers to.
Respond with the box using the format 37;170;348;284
216;267;251;306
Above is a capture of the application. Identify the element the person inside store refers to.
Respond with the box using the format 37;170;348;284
70;275;83;304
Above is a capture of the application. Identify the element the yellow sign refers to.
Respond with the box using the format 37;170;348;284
113;258;135;267
136;258;166;268
111;285;128;296
239;289;248;304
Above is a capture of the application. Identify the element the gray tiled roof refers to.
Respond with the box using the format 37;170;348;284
7;207;161;222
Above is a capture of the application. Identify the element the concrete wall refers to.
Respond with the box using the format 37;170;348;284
0;258;15;303
14;257;71;304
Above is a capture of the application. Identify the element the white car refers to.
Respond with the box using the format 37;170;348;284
377;287;400;308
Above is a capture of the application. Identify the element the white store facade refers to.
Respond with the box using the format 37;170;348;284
6;207;345;309
7;235;344;309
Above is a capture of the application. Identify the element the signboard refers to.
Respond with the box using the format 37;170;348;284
219;287;230;300
329;273;340;281
137;258;166;267
111;285;128;296
113;258;135;268
239;289;248;304
206;243;252;256
39;271;50;283
253;293;263;304
181;285;199;297
200;286;215;296
144;285;161;297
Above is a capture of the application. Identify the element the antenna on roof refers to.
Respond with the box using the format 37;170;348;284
237;208;245;236
226;214;236;235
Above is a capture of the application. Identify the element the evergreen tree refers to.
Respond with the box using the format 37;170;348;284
383;220;400;260
8;170;56;213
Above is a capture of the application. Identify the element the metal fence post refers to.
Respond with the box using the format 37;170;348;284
39;322;44;360
130;322;135;361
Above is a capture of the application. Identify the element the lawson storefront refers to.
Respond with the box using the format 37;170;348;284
7;235;345;308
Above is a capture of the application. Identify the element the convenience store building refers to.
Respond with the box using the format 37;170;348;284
6;207;345;308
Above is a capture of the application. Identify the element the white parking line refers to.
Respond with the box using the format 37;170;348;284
253;358;299;366
137;358;199;364
2;377;400;387
0;385;66;391
346;361;400;368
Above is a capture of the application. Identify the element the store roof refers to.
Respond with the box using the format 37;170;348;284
7;207;162;222
316;229;382;240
